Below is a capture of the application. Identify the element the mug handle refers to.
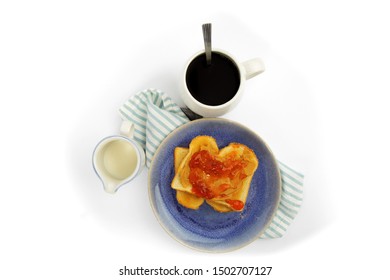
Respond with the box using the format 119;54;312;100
242;58;265;80
120;120;135;138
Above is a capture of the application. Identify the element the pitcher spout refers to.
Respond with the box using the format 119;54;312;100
103;181;120;194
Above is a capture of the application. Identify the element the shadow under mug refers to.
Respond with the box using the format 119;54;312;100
92;121;145;193
181;49;265;117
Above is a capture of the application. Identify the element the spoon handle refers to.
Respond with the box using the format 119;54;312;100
202;23;212;65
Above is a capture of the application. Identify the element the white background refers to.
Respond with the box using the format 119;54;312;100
1;0;389;279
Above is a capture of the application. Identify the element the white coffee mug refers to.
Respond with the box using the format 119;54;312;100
181;49;265;117
92;121;145;194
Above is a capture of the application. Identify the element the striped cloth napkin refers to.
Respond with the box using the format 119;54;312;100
119;88;304;239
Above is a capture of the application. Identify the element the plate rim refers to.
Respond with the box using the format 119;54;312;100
147;118;282;252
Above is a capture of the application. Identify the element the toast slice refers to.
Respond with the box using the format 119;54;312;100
174;147;204;210
171;136;258;212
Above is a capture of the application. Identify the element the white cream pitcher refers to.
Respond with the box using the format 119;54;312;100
92;121;145;193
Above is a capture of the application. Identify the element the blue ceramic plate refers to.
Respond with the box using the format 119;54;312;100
148;118;281;252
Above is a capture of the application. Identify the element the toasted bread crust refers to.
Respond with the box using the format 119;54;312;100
171;136;258;212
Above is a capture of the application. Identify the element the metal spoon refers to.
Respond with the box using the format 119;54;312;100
202;23;212;65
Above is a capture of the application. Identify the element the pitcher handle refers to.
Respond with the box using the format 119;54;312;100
120;120;134;138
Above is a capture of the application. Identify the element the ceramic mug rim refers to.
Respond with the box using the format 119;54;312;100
182;48;246;111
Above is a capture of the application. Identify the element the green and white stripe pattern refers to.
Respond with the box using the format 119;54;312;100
119;88;189;167
119;88;303;238
259;161;304;239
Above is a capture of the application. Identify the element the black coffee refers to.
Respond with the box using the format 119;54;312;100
185;52;240;106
